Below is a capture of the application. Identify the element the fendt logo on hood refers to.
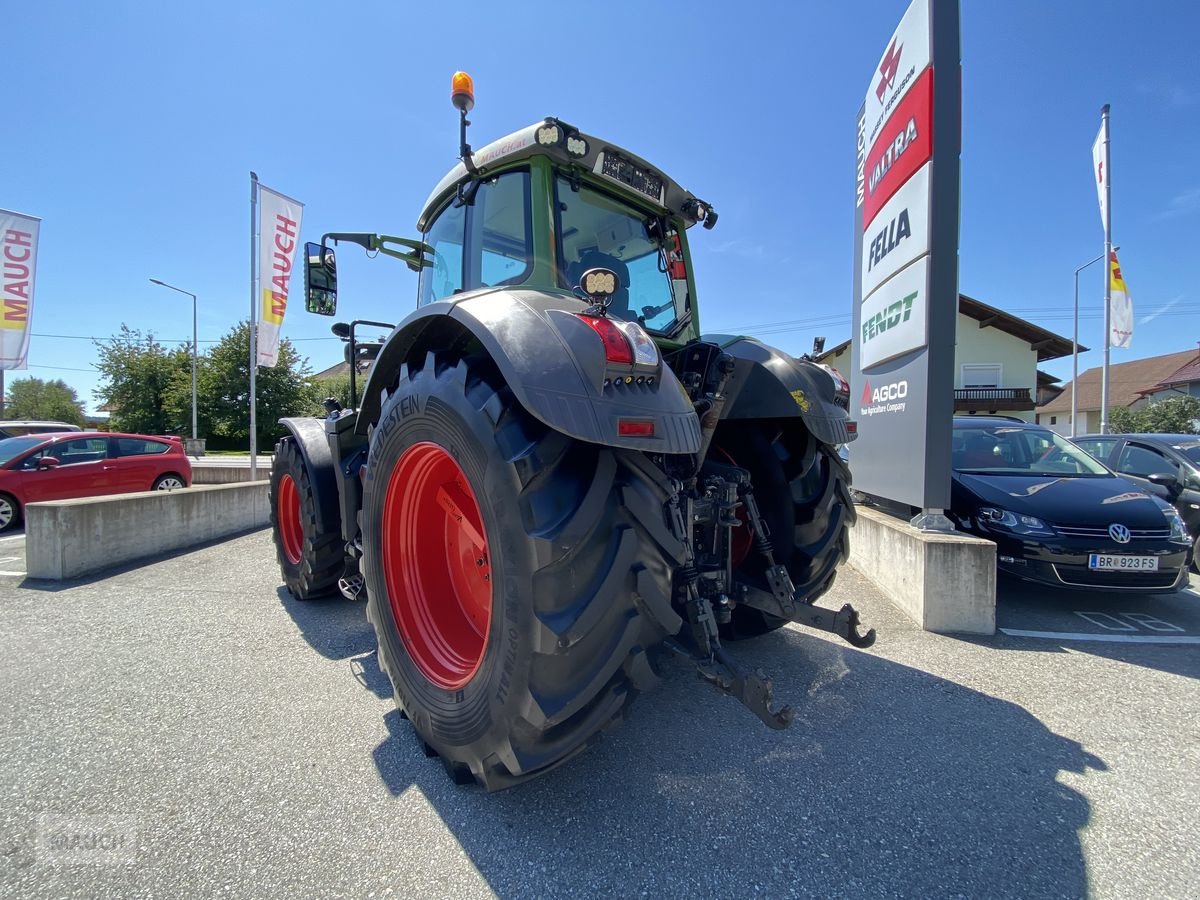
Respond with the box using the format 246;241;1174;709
876;39;903;103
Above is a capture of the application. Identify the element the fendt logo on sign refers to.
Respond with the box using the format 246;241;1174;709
875;39;903;103
862;291;916;344
859;379;909;417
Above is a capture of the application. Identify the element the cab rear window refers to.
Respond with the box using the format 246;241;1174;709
114;439;171;456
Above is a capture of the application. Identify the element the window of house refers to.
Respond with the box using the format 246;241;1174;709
961;364;1002;387
1049;416;1057;425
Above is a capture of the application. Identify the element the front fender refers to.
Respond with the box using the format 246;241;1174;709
706;335;856;445
357;289;701;454
278;416;343;536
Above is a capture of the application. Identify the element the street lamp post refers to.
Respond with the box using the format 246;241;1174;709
149;278;198;441
1071;247;1116;437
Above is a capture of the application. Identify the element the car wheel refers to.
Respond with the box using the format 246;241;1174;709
152;474;186;491
0;493;18;532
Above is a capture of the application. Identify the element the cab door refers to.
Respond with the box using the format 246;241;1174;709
1112;440;1180;503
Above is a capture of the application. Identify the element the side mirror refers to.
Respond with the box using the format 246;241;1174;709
305;242;338;316
37;456;60;469
1147;471;1181;494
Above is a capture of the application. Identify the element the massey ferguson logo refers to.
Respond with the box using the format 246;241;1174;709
876;39;903;103
859;379;909;416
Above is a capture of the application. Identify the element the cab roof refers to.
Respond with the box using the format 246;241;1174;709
417;118;713;233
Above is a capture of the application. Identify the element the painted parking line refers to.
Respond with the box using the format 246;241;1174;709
1000;628;1200;645
0;571;25;577
0;534;25;543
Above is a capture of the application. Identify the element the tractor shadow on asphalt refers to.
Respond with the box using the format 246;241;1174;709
275;586;393;700
369;626;1104;897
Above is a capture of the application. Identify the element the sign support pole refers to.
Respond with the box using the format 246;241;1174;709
1099;104;1112;435
249;171;259;481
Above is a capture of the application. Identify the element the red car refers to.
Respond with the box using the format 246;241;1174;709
0;431;192;531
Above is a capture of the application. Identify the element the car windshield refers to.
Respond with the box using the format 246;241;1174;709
0;436;45;465
953;425;1110;476
555;176;681;334
1176;444;1200;465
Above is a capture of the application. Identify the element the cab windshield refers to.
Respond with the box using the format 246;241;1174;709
554;176;681;333
953;425;1111;477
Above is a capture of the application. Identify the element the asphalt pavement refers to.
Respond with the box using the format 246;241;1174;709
0;530;1196;898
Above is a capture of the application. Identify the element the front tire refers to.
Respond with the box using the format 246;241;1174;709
269;437;343;600
0;493;19;532
362;353;683;790
715;423;855;639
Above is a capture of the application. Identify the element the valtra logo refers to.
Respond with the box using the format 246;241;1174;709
875;39;903;103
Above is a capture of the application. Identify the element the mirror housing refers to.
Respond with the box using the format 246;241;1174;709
37;456;60;469
305;242;338;316
1147;471;1182;495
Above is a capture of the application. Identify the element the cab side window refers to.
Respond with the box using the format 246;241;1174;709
1074;438;1116;463
1117;443;1177;478
27;437;109;467
418;202;466;305
467;170;532;290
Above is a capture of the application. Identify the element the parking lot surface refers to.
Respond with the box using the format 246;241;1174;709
0;529;1197;898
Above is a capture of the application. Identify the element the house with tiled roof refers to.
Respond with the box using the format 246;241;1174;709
1036;348;1200;436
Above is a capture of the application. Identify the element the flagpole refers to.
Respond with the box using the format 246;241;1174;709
249;171;260;480
1099;104;1112;434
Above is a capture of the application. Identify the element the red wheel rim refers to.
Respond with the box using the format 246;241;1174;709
277;474;304;566
714;447;753;568
382;442;493;690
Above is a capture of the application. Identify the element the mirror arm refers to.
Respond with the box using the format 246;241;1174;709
321;233;433;272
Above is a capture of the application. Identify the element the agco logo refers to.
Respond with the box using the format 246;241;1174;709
860;379;908;404
875;39;903;103
1108;523;1131;544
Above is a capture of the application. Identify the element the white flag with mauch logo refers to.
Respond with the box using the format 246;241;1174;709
1092;123;1107;229
1108;249;1133;349
0;209;40;370
257;185;304;367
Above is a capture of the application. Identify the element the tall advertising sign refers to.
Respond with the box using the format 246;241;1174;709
850;0;961;515
256;185;304;368
0;209;40;371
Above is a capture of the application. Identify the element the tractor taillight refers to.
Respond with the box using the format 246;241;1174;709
578;314;634;365
618;419;655;437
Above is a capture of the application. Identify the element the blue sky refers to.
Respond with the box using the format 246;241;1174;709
4;0;1198;413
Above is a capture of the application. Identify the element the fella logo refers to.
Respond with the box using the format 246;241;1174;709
876;39;903;103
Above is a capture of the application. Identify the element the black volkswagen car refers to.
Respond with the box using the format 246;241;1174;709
949;418;1191;592
1073;432;1200;572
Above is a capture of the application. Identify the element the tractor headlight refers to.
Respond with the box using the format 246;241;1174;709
616;320;659;367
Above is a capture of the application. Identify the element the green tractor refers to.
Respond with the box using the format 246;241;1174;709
269;73;871;790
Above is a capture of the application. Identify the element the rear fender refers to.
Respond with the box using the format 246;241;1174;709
357;289;701;454
707;336;856;446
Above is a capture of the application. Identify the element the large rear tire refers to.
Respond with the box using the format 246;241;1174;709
269;436;344;600
715;422;855;639
362;353;683;790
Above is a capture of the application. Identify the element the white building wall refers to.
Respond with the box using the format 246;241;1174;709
951;313;1037;391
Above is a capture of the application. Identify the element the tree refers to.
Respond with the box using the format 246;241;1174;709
1108;396;1200;435
200;321;314;449
3;377;87;425
93;325;193;435
307;372;354;415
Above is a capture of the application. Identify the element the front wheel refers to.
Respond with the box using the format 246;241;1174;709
362;354;683;790
268;437;343;600
0;493;19;532
151;473;187;491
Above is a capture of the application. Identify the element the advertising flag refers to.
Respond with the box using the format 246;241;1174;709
0;209;40;371
257;185;304;367
1091;123;1107;229
1108;250;1133;349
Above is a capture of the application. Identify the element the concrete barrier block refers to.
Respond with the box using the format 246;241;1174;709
26;482;270;581
848;505;996;635
190;464;271;485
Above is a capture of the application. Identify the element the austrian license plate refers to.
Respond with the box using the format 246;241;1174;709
1088;554;1159;571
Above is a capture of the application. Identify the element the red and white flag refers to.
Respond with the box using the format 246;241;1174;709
257;185;304;367
1108;250;1133;349
0;209;40;371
